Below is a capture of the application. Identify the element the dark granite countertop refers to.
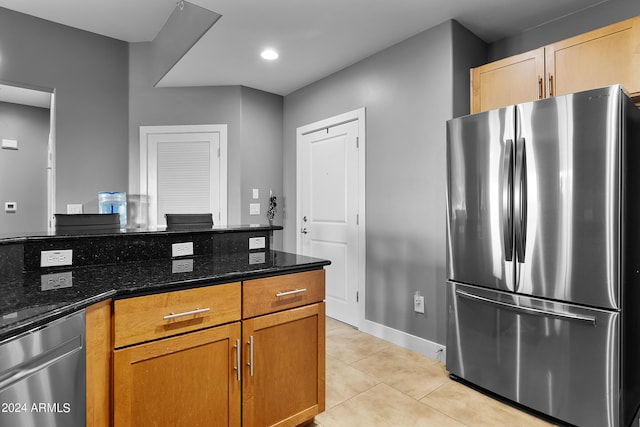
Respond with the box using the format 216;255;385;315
0;250;330;342
0;224;283;245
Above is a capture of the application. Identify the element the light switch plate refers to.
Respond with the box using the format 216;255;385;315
1;139;18;150
67;204;83;214
253;188;259;199
249;203;260;215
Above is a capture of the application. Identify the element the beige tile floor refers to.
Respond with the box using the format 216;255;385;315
312;317;557;427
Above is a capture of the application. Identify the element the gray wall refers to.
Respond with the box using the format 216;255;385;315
129;43;284;235
283;20;485;345
490;0;640;61
0;102;50;233
0;7;129;217
239;87;284;247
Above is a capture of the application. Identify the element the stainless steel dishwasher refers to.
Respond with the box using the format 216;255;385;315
0;310;86;426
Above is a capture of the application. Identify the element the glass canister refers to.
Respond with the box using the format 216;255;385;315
98;191;127;228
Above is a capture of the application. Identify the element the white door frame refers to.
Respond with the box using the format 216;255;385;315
296;107;366;328
140;124;228;227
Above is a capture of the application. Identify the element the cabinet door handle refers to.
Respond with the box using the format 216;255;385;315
162;307;210;320
547;73;554;97
538;76;543;99
247;336;254;377
234;339;241;382
276;288;307;297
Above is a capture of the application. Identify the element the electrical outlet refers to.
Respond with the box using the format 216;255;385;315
4;202;17;213
249;252;266;264
40;249;73;267
248;237;266;250
171;242;194;257
172;258;194;273
414;292;425;313
41;271;73;290
4;202;18;213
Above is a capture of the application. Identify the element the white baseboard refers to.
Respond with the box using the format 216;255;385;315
359;319;446;363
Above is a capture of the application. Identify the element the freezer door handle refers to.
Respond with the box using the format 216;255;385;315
514;137;527;264
455;289;597;326
502;139;514;262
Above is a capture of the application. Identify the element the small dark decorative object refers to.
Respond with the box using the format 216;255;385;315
267;193;277;225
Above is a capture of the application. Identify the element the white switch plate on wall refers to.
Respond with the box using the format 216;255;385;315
250;203;260;215
67;204;83;214
1;139;18;150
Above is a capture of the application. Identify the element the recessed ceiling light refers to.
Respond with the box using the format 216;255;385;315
261;49;279;60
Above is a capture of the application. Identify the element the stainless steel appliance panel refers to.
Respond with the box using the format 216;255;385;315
0;311;86;427
515;86;622;309
447;282;620;427
446;106;516;292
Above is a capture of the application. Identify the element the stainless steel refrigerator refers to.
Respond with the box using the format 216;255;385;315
446;85;640;427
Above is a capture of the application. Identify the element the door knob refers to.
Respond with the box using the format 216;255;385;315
301;227;308;234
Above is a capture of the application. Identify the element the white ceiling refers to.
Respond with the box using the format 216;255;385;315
0;0;610;96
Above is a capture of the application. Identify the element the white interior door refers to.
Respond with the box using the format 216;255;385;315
297;109;365;327
140;125;227;228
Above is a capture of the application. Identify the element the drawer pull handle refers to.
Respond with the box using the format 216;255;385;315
163;307;211;320
276;288;307;297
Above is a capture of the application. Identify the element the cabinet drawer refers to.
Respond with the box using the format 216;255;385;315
114;282;241;348
243;269;325;318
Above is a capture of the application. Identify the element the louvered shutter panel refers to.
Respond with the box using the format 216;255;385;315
156;141;211;223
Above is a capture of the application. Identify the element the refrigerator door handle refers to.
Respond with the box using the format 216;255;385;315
514;137;528;264
502;139;514;262
455;289;597;326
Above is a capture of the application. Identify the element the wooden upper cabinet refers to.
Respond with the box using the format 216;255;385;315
471;16;640;114
546;16;640;99
471;47;545;114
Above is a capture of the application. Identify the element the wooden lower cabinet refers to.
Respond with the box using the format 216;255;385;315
242;302;326;427
86;299;112;427
109;270;326;427
113;322;242;427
